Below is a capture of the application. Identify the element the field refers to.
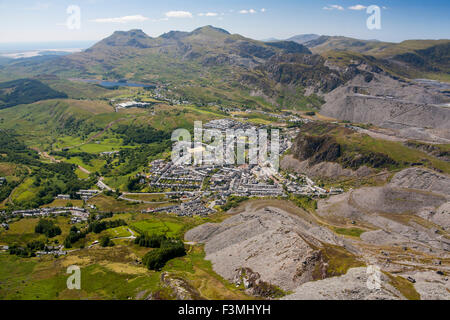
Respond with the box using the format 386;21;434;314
10;178;37;203
125;212;229;239
124;194;167;202
139;104;221;132
44;79;134;100
75;168;90;179
102;175;134;191
70;139;126;154
0;247;160;300
332;227;366;238
130;220;184;238
0;216;73;246
106;226;132;238
64;157;105;173
0;162;18;178
86;194;169;213
0;239;252;300
41;199;84;208
0;99;125;150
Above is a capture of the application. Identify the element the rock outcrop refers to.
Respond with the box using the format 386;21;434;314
185;207;344;292
283;267;403;300
160;272;201;300
317;167;450;253
281;154;375;179
320;73;450;142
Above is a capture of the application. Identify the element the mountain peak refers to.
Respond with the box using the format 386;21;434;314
91;29;153;49
191;25;231;36
287;34;321;44
112;29;150;38
160;30;189;40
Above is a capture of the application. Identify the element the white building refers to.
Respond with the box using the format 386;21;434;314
115;101;151;112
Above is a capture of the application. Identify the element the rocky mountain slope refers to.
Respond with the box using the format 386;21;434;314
282;122;409;179
284;267;450;300
185;201;358;295
287;34;321;44
305;36;389;54
3;26;337;109
7;26;310;81
283;267;403;300
306;36;450;75
320;68;450;142
318;167;450;254
186;167;450;300
2;26;448;124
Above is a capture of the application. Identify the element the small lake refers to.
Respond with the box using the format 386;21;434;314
70;78;155;88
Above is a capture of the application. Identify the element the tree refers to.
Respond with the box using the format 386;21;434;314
100;235;114;247
35;219;62;238
142;240;186;270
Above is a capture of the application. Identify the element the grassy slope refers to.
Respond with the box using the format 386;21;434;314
0;79;67;109
319;39;450;81
0;209;249;300
300;122;450;174
0;216;73;246
338;133;450;174
311;37;449;57
0;99;123;150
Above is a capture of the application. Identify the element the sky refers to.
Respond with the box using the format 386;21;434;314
0;0;449;45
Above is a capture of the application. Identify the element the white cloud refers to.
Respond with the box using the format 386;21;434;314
261;8;267;13
91;15;149;23
198;12;218;17
348;4;367;10
165;11;193;18
323;5;344;11
240;9;257;14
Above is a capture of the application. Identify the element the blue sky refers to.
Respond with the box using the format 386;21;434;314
0;0;449;44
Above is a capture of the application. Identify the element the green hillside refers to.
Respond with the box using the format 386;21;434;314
308;36;450;80
0;79;67;110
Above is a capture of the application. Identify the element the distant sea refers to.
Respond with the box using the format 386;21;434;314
0;41;95;59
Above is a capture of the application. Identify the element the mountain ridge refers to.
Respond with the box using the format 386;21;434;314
6;26;449;80
2;26;449;115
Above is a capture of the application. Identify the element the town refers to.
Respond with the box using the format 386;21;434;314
0;119;343;228
126;119;342;217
